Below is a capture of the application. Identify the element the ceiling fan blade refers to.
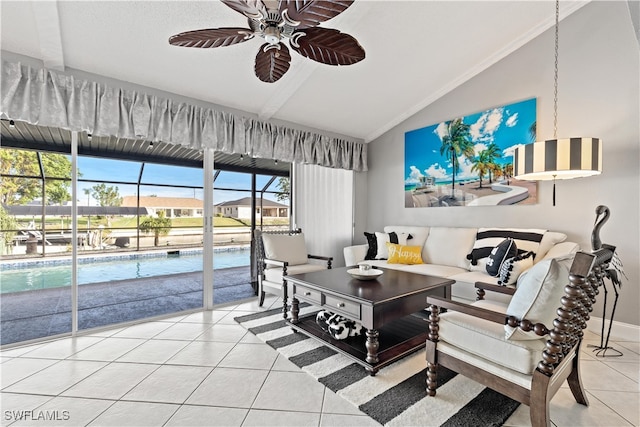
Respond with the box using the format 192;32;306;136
255;43;291;83
282;0;354;29
221;0;267;19
291;27;364;66
169;28;254;48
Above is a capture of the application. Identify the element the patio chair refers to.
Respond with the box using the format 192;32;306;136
255;228;332;317
425;247;613;427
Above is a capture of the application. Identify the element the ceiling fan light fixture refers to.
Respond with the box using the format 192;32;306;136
263;26;280;45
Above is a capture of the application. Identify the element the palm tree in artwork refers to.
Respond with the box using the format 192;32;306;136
483;142;502;184
439;118;473;198
529;121;537;142
503;163;513;185
471;150;491;189
489;163;503;183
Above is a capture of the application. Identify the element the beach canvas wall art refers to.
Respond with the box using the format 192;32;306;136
404;98;537;208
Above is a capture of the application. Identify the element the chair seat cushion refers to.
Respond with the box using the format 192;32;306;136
438;300;546;375
264;263;327;283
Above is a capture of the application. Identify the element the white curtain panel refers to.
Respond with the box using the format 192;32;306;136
1;60;367;172
293;164;354;268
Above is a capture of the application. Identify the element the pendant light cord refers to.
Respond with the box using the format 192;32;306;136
553;0;559;139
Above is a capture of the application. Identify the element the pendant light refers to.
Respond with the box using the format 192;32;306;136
513;0;602;206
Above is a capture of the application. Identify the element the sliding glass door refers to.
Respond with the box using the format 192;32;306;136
0;147;73;345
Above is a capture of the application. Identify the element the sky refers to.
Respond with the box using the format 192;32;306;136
404;97;536;188
76;157;284;206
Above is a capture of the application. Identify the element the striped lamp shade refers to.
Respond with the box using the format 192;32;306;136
514;137;602;181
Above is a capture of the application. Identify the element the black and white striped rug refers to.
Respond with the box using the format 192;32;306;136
235;306;520;426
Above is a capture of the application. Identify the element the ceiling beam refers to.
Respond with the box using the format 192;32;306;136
31;0;65;71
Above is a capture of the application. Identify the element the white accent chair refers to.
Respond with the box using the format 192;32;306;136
255;229;332;317
425;249;612;427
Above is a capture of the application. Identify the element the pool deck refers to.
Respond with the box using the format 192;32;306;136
0;266;254;346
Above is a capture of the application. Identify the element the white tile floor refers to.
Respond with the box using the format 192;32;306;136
1;296;638;427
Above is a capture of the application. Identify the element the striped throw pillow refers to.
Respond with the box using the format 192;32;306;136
467;228;546;272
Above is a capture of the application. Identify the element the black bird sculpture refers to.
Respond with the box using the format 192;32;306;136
589;205;627;357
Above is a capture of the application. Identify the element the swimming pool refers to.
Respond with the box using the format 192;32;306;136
0;248;250;294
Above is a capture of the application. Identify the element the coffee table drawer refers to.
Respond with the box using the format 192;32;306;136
325;295;361;319
295;285;323;305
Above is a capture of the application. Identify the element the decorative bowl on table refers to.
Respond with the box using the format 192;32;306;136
347;268;383;281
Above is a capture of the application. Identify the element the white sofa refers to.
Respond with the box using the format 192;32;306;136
343;225;579;304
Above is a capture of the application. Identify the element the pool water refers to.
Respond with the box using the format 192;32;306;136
0;250;250;294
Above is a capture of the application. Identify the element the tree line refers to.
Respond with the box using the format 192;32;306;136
1;149;122;207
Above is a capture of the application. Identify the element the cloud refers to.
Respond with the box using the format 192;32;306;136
456;156;477;180
425;163;449;179
405;165;424;184
434;122;448;141
473;142;488;156
470;108;504;142
503;144;524;158
505;112;519;127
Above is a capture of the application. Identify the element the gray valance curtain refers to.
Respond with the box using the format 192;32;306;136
1;60;367;171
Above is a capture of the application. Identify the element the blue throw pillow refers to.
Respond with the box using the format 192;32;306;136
486;238;518;277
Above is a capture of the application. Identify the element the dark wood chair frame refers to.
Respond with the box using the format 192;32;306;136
425;248;614;427
255;228;332;317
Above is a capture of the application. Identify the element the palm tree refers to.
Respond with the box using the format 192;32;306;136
489;163;503;183
471;151;491;188
529;121;537;142
439;118;473;198
503;163;513;185
483;143;502;184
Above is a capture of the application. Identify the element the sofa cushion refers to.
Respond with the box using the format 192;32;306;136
405;263;468;277
438;300;546;375
486;238;518;276
264;263;327;283
364;232;377;260
374;231;412;259
505;258;569;340
424;227;477;269
498;251;535;286
449;271;500;286
467;228;546;271
386;243;424;265
262;233;308;266
384;226;430;261
535;231;568;262
540;241;580;261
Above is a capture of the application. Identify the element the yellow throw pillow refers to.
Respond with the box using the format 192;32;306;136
386;242;424;265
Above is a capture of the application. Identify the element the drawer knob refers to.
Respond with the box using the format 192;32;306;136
304;292;311;296
337;302;345;308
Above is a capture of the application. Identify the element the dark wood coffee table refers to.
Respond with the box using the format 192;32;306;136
284;266;454;375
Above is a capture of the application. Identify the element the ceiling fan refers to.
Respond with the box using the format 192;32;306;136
168;0;365;83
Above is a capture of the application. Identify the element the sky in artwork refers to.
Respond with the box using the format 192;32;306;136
404;98;536;188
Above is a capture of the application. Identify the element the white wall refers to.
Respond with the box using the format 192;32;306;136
359;2;639;326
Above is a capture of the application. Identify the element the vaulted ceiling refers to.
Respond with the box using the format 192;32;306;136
1;1;591;143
